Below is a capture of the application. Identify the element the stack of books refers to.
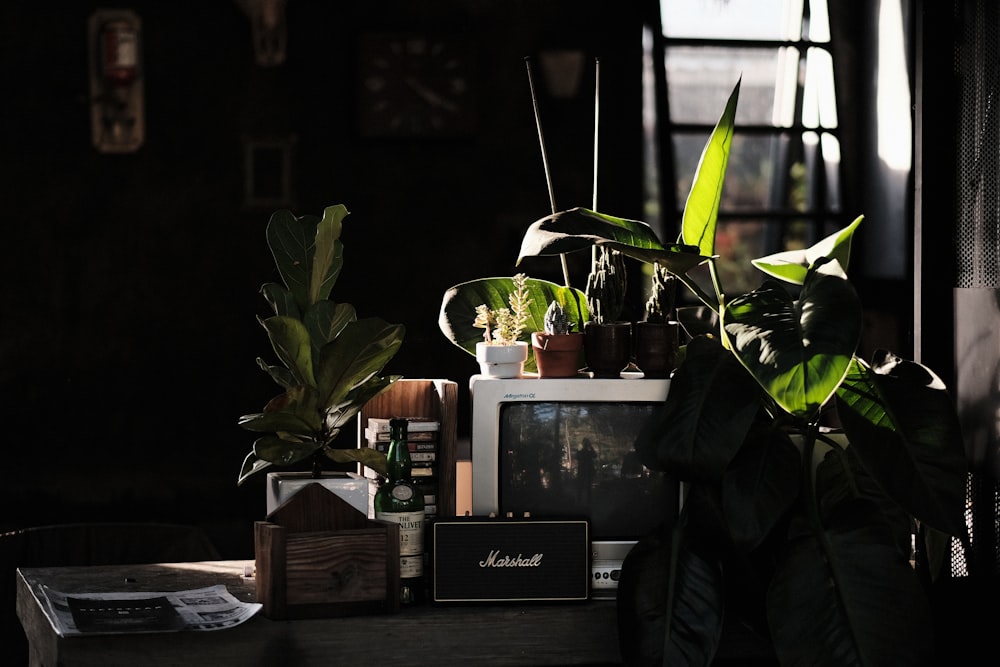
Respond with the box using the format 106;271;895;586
363;416;440;518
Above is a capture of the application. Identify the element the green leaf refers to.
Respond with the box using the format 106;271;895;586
635;335;761;483
767;504;933;666
517;207;708;277
438;277;589;372
722;270;861;418
266;209;320;312
325;375;402;431
237;409;315;436
255;357;296;390
752;214;864;285
254;434;324;466
326;446;388;477
314;317;405;410
835;353;968;537
681;78;740;257
304;300;357;350
238;451;272;485
721;426;801;552
310;204;347;305
261;315;316;387
260;282;300;318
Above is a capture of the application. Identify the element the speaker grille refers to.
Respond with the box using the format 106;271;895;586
955;1;1000;288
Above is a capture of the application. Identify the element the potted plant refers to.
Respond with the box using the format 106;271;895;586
236;204;405;488
519;78;968;665
531;299;585;378
634;263;679;378
472;272;533;378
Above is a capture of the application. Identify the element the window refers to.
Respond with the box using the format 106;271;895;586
644;0;843;298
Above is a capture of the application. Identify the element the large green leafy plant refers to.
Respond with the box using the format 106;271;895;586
237;205;405;485
516;80;968;665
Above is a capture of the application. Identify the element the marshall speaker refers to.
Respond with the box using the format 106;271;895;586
430;517;590;602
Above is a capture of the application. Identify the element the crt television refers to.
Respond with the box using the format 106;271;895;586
469;375;678;598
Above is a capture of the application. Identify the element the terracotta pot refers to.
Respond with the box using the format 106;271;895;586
635;321;679;379
476;341;529;378
583;321;632;378
531;332;585;378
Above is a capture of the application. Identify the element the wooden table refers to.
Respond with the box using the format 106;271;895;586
16;560;624;666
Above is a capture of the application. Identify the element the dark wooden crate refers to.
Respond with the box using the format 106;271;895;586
254;483;400;619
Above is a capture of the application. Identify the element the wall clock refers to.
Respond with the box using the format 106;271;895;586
357;32;478;138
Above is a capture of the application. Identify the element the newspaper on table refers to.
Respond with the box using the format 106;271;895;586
39;584;262;637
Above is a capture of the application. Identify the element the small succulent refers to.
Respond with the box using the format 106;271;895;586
473;273;532;344
585;246;627;324
644;263;678;323
543;300;574;334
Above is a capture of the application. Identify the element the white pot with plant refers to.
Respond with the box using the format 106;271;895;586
473;273;532;378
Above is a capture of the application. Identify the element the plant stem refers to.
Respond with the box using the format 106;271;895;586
525;56;571;288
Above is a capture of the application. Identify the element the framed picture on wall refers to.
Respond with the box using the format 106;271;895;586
243;135;296;210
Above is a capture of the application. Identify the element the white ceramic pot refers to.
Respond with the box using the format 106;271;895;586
476;341;529;378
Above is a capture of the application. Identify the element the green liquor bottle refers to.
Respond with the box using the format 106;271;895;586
374;417;425;605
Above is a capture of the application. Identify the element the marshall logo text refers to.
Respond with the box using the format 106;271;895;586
479;550;543;568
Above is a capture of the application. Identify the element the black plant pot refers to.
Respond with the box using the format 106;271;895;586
583;321;632;378
635;321;679;379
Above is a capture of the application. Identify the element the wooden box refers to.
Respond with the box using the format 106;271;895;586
358;378;458;517
254;483;400;619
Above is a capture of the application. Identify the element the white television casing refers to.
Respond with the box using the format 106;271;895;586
469;375;675;599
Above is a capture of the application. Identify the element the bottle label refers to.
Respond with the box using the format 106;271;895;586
376;510;424;557
391;485;414;501
400;554;423;578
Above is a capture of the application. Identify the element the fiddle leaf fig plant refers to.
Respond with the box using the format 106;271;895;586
237;205;405;485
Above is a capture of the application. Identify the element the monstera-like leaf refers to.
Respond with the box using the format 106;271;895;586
721;267;862;419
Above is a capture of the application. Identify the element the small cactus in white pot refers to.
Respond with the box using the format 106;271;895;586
474;273;531;377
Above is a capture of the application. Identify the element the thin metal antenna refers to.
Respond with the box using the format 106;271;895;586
593;57;600;210
525;56;570;287
592;57;600;278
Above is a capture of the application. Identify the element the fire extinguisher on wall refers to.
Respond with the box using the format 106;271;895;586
88;10;144;153
100;20;140;88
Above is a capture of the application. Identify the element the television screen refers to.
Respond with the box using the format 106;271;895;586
497;400;672;539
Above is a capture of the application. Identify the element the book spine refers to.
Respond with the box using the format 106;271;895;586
364;428;437;442
368;417;440;433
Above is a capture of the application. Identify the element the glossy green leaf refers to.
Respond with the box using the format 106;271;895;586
517;207;709;276
260;282;300;319
767;503;933;666
304;300;356;350
721;426;801;552
261;315;316;387
315;317;405;410
752;214;864;285
722;270;861;418
635;335;761;482
835;353;968;536
681;78;740;257
253;434;323;466
324;375;402;432
266;209;319;312
255;357;296;390
310;204;347;305
438;277;589;372
326;446;388;477
238;451;272;485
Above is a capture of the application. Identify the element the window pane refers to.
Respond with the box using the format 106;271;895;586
661;0;804;40
666;46;798;125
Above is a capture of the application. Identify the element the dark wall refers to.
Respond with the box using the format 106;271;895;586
0;1;645;555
